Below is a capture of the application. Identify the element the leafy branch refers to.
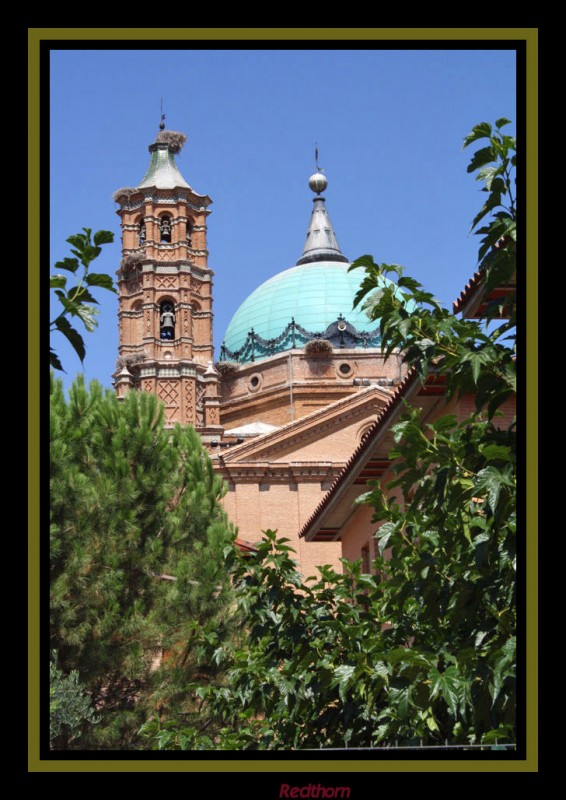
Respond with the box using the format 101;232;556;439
50;228;115;371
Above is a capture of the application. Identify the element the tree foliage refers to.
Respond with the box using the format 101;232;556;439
50;651;99;748
50;375;238;748
141;120;517;751
50;228;116;371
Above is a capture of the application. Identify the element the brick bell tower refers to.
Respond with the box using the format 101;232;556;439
113;126;222;435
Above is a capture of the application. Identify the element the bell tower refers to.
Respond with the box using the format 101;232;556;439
113;127;221;434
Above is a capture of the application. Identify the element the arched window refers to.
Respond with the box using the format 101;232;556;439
186;219;193;247
159;301;176;340
160;215;172;243
138;219;146;245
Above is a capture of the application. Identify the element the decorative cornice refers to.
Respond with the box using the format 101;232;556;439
136;263;212;278
140;364;199;378
119;195;211;212
216;461;346;484
119;309;144;318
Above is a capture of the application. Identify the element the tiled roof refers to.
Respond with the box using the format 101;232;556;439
452;269;485;315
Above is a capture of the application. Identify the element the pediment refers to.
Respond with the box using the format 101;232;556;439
220;385;393;465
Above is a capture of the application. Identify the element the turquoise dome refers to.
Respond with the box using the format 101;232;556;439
221;261;382;363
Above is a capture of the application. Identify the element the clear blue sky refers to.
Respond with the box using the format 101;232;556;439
50;47;516;387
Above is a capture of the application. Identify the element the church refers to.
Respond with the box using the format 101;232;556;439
112;126;515;577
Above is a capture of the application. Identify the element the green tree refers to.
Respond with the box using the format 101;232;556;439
50;374;238;748
50;228;116;371
141;119;517;750
50;651;99;749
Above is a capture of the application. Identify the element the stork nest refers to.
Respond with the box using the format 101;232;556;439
215;361;240;375
113;186;138;203
156;130;187;154
116;352;148;370
305;338;333;356
121;253;143;271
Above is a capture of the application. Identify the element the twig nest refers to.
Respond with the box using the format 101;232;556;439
113;187;138;203
215;361;240;375
156;130;187;154
305;338;333;356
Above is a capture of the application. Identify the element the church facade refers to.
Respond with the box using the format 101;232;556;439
112;128;410;574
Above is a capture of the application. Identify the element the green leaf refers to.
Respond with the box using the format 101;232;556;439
428;666;461;717
480;444;513;462
462;122;492;149
470;190;503;231
54;316;86;362
76;304;100;333
50;348;64;372
495;117;512;129
376;522;396;554
348;255;377;273
50;274;67;289
426;714;439;732
504;362;516;392
93;229;114;245
476;165;501;190
430;414;458;433
86;273;116;292
54;257;79;274
333;664;355;703
475;466;513;513
66;233;87;250
491;637;516;703
467;146;497;174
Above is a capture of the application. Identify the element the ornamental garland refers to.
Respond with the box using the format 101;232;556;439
220;315;381;363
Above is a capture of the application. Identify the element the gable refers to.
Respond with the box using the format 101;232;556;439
219;385;393;465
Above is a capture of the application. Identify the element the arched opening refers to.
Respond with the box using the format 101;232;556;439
137;217;146;246
186;219;193;247
159;214;172;243
160;301;176;340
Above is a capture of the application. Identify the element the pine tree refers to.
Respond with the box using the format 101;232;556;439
50;374;237;749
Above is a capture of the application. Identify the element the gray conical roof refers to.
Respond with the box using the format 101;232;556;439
137;141;191;190
296;187;348;266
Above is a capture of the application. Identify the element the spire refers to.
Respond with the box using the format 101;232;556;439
137;129;191;191
296;167;348;266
